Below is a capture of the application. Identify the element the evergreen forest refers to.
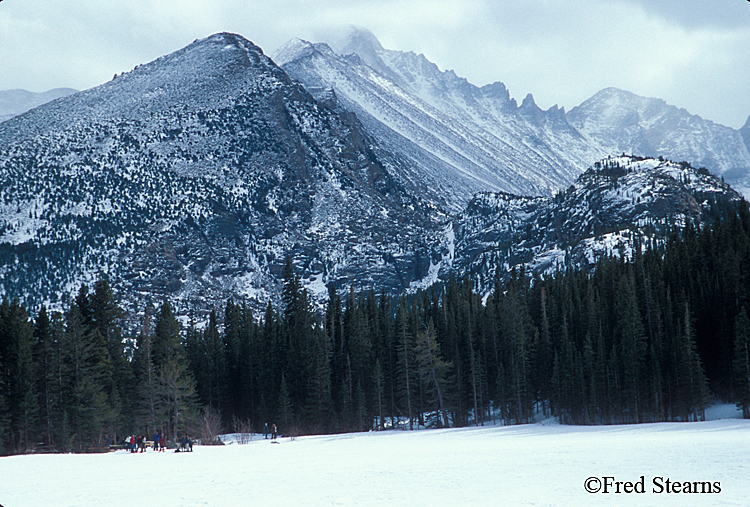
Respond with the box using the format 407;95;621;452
2;203;750;455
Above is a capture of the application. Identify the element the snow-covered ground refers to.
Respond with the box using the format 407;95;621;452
2;406;749;506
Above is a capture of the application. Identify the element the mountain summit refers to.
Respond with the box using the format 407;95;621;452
568;87;750;195
0;32;436;313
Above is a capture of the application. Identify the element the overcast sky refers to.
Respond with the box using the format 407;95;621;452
1;0;749;128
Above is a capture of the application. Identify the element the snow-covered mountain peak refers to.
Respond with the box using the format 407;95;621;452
568;88;750;195
279;28;604;208
330;27;384;60
273;37;331;66
0;32;289;144
0;31;440;313
449;155;744;292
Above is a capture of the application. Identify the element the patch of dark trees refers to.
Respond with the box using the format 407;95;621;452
2;202;750;455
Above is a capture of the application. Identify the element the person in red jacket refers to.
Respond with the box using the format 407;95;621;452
159;434;166;452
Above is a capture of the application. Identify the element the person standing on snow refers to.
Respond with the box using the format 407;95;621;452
271;424;277;440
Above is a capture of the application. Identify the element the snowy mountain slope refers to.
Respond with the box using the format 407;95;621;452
0;88;77;123
446;156;744;292
568;88;750;196
275;29;603;211
278;29;750;209
0;33;439;314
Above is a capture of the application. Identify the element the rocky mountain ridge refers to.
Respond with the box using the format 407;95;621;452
446;155;743;294
279;28;750;204
0;33;437;316
275;34;600;212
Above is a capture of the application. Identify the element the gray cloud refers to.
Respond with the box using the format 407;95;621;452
621;0;750;29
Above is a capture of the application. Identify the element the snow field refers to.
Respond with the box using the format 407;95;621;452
1;417;749;506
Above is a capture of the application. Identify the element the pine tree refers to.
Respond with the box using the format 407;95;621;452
59;302;111;451
33;306;61;447
414;318;451;428
373;358;384;430
616;273;647;423
135;307;159;435
677;301;710;421
395;303;415;430
87;280;127;443
306;326;332;433
281;257;315;417
203;309;225;415
153;301;183;369
157;357;199;441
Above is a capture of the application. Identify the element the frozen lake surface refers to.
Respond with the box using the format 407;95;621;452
1;405;749;506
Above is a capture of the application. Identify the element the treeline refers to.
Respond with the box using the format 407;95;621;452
0;281;201;455
3;206;750;455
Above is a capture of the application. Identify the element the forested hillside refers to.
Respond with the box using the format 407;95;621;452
2;203;750;454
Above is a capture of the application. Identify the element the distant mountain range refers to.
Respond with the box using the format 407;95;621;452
0;30;747;315
0;88;77;123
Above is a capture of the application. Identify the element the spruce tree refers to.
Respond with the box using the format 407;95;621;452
277;373;294;432
59;302;110;451
395;303;415;430
33;306;60;447
306;327;332;433
373;358;384;430
135;307;159;436
155;301;183;361
414;318;451;428
157;357;199;441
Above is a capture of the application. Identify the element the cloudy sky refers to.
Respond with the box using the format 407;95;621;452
1;0;749;128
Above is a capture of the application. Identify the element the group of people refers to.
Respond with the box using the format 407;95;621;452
122;432;168;452
124;434;147;453
263;422;278;440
